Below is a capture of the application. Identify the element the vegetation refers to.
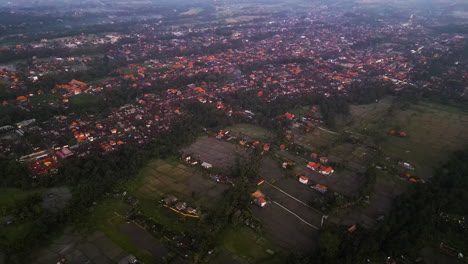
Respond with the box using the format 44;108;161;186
0;102;229;262
315;148;468;263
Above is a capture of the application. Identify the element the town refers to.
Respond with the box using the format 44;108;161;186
1;0;468;263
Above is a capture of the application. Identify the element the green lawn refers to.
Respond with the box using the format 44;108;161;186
0;188;37;213
0;188;40;249
88;198;155;263
226;123;273;141
215;227;285;264
341;98;468;178
29;93;61;106
120;159;221;233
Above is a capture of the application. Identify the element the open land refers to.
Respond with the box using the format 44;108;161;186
182;136;251;172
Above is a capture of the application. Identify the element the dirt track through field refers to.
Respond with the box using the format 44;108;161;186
265;181;322;215
272;201;320;229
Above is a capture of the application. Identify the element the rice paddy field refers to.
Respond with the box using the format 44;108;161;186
225;123;273;142
344;98;468;178
125;159;229;209
213;227;285;264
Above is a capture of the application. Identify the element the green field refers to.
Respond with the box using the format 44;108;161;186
0;188;38;212
214;227;285;264
0;188;42;252
116;158;230;234
295;128;340;152
29;93;61;106
342;98;468;177
125;159;228;206
226;123;273;142
87;199;155;263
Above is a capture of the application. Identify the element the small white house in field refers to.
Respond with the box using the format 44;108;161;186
201;162;213;169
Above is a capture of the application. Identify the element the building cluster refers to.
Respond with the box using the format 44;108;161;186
1;7;467;177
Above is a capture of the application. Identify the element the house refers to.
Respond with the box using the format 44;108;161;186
284;112;295;120
319;166;334;175
282;162;294;169
319;157;329;164
263;144;270;151
16;119;36;129
175;202;187;211
163;195;177;205
299;176;309;184
310;153;318;160
347;225;357;232
201;162;213;169
307;162;321;171
16;96;28;102
55;147;73;159
186;207;198;215
252;190;267;207
311;184;328;193
256;197;267;207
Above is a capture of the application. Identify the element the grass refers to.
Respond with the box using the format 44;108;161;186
296;129;340;152
340;98;468;178
0;188;42;250
126;159;195;200
29;93;61;106
226;123;273;141
0;221;34;243
121;159;225;232
216;227;285;264
88;198;155;263
0;188;38;215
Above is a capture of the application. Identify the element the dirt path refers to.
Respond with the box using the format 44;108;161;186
271;201;320;230
264;181;322;215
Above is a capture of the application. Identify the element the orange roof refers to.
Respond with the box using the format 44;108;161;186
316;184;328;190
71;79;87;86
251;190;264;198
2;100;8;105
16;96;27;101
299;176;308;181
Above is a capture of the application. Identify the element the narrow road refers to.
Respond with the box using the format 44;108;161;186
318;126;339;135
264;181;323;215
272;201;320;230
